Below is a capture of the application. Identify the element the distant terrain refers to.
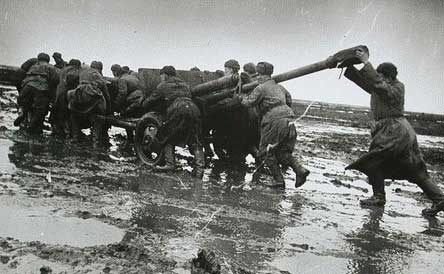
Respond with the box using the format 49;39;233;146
292;99;444;137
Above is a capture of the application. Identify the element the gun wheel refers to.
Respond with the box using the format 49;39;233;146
134;113;164;167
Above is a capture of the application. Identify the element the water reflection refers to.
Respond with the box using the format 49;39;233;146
346;208;413;274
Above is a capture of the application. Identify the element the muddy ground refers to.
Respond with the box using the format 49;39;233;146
0;87;444;274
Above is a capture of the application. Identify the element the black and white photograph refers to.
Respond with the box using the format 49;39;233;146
0;0;443;273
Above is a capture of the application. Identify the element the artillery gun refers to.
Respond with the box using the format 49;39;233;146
0;45;368;166
133;45;368;165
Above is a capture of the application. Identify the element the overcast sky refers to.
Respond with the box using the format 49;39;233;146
1;0;443;113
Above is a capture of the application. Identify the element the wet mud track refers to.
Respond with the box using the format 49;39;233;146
1;89;444;273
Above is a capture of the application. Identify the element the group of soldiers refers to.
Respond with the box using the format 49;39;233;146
13;49;444;217
14;52;143;148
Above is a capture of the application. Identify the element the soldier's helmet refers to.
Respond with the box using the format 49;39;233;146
256;62;274;76
52;52;62;59
377;62;398;79
69;59;81;68
37;53;50;62
160;65;176;76
243;62;256;74
224;59;240;72
90;61;103;71
111;64;122;72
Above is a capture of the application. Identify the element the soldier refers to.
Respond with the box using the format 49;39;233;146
122;66;139;78
52;52;67;69
343;48;444;216
90;61;104;75
241;62;260;157
13;57;39;127
67;66;107;147
235;62;310;188
52;59;82;137
91;61;111;145
111;64;144;142
213;59;260;160
17;53;59;134
208;59;242;160
142;65;204;177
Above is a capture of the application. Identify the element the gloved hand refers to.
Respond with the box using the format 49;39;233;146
355;48;369;64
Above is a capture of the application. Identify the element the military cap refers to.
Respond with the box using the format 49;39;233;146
37;53;50;62
243;62;256;74
52;52;62;58
90;61;103;70
224;59;240;72
256;62;274;76
69;59;81;68
377;62;398;79
111;64;122;72
160;65;176;76
190;66;200;72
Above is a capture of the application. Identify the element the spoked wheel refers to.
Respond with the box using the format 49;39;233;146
134;113;164;167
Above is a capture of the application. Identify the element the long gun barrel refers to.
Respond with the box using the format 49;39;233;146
202;59;334;105
201;45;368;105
191;74;239;97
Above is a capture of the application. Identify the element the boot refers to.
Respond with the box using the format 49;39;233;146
360;193;386;207
289;159;310;188
422;200;444;217
191;144;205;178
264;158;285;188
154;144;175;172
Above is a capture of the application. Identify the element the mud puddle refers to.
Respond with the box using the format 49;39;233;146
0;196;125;247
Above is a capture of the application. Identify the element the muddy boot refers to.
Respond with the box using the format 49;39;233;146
290;160;310;188
360;193;386;207
264;158;285;188
155;144;175;172
422;200;444;217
